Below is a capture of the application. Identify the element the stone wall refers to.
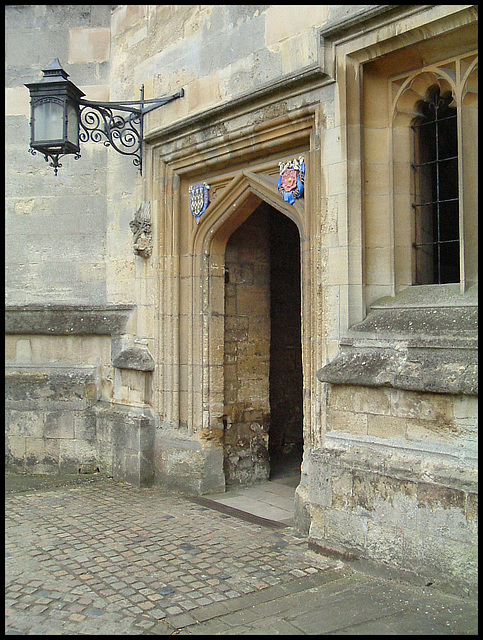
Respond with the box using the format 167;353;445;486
4;5;478;594
5;364;100;474
307;385;478;593
223;204;271;486
4;305;155;486
5;5;114;307
5;5;152;484
325;386;478;447
5;361;155;486
313;287;478;594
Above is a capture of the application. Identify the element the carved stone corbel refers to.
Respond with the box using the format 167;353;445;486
111;335;155;372
130;202;153;258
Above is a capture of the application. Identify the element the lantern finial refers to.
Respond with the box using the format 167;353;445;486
42;58;70;80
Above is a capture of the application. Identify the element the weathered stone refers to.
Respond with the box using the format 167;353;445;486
95;402;156;487
4;4;477;593
44;411;75;439
112;343;155;371
153;428;224;495
318;294;478;396
5;305;135;336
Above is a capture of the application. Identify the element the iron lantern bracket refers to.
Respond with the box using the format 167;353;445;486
78;86;184;174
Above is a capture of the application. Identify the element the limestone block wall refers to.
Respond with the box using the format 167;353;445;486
5;5;114;307
302;5;478;595
5;329;111;476
307;385;478;594
4;5;153;483
4;324;104;471
5;360;155;486
223;205;271;486
104;3;336;356
4;310;155;486
325;386;478;450
5;363;101;475
109;5;331;123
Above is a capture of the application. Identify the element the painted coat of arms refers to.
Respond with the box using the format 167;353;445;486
189;182;210;220
278;156;305;205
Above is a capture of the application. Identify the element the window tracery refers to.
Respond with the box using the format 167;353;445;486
390;53;478;290
412;85;459;284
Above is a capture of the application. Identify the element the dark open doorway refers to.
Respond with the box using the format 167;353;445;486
223;201;303;487
268;207;303;481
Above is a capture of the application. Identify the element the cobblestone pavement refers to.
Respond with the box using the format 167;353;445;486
5;477;478;635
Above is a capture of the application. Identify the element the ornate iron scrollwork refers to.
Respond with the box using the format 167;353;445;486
28;146;79;176
78;86;184;174
79;104;142;170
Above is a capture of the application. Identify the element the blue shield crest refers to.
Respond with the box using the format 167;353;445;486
189;183;210;219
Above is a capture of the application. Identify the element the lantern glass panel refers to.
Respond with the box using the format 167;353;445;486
67;101;79;148
33;100;64;142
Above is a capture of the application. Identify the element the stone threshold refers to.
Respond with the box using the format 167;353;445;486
186;495;289;530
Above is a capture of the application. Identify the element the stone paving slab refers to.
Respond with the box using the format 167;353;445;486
205;494;292;522
5;476;478;635
203;477;296;525
173;569;478;635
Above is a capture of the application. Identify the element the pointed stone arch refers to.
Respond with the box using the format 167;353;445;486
191;169;306;258
392;69;456;127
188;169;307;447
149;106;317;496
389;54;478;290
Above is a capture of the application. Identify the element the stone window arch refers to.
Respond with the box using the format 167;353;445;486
390;55;478;292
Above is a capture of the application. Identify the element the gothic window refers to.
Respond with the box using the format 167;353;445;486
387;52;477;295
412;86;459;284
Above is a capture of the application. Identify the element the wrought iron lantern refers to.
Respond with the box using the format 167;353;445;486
25;59;184;175
25;58;85;175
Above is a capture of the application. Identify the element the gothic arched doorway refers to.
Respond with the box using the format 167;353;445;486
223;201;303;487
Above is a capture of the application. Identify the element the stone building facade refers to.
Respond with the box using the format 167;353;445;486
5;5;478;594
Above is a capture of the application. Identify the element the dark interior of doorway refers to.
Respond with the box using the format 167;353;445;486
223;202;303;487
268;207;303;482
